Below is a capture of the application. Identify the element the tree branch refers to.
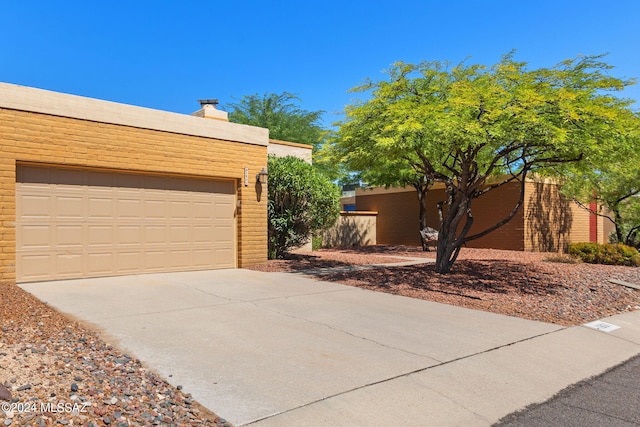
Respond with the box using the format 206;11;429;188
463;173;527;243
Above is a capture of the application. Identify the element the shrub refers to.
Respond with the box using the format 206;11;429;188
268;156;341;259
312;235;323;251
569;242;640;267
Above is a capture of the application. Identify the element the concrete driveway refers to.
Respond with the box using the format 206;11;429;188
21;269;640;426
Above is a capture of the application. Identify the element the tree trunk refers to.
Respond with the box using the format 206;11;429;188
434;185;474;274
417;187;430;251
435;229;460;273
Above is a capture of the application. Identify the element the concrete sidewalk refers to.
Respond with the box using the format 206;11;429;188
21;269;640;426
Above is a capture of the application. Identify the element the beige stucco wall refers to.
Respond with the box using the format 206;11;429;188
0;83;269;282
322;211;377;247
267;139;313;163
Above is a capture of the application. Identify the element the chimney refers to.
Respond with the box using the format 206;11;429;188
192;98;229;121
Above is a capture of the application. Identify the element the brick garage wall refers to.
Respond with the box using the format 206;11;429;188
356;182;525;250
0;92;268;282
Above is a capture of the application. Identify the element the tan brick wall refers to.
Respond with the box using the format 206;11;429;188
356;181;609;253
356;183;525;250
524;181;576;252
356;189;422;246
0;108;268;282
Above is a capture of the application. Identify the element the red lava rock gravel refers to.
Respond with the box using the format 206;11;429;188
249;246;640;326
0;282;232;427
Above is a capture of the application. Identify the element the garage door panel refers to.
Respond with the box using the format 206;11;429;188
215;248;235;267
56;195;85;219
168;250;191;268
87;252;114;274
193;249;215;267
16;166;236;282
117;252;144;272
169;225;190;244
192;201;214;219
144;251;167;270
118;198;144;219
17;225;51;248
56;253;85;277
214;200;235;218
169;200;191;219
145;225;166;244
144;199;167;220
17;254;53;280
18;193;53;219
88;197;115;218
87;225;115;246
56;224;84;247
214;224;234;242
117;225;143;245
193;225;214;243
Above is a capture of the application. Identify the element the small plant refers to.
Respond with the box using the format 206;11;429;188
569;242;640;267
312;235;323;251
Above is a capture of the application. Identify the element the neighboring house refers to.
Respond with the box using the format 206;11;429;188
337;179;614;252
0;82;279;283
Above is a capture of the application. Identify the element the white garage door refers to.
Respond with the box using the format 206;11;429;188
16;165;236;282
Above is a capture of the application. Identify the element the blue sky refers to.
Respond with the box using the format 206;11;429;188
1;1;639;127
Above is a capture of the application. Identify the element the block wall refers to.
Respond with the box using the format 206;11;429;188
0;108;268;282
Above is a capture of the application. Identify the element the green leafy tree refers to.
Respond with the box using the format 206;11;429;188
561;122;640;247
336;53;636;273
228;92;324;147
227;92;340;179
267;156;341;259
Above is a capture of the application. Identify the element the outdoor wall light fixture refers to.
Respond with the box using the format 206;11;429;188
256;167;268;184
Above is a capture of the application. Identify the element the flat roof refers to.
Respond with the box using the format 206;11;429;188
0;82;269;146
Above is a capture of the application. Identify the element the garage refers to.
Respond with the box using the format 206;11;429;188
16;165;236;282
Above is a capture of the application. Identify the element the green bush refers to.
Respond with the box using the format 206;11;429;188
569;242;640;267
312;235;323;251
268;156;341;259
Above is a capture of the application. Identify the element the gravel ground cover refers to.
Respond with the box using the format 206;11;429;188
0;282;231;427
249;246;640;326
247;250;408;272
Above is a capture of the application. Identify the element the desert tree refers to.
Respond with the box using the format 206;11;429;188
336;53;636;273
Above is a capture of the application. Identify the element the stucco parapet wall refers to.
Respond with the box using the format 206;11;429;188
268;139;313;163
0;82;268;146
355;175;559;196
268;139;313;149
340;211;378;215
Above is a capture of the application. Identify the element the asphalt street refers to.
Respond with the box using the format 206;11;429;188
495;354;640;426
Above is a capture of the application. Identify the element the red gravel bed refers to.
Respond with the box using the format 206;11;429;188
0;282;231;426
249;246;640;326
248;249;409;272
